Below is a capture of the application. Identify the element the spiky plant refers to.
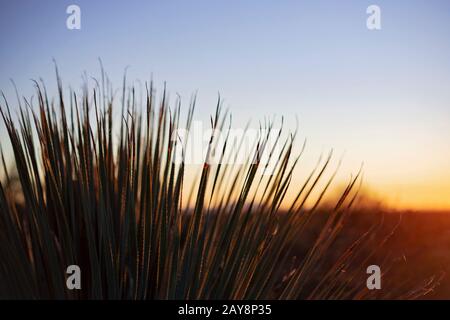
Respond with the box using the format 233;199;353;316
0;67;438;299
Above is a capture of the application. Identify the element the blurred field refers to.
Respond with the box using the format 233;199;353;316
291;209;450;299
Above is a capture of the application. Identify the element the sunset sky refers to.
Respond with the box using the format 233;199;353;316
1;0;449;210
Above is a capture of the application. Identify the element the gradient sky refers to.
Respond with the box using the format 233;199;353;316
1;0;450;210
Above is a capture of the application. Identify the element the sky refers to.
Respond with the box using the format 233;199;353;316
0;0;449;210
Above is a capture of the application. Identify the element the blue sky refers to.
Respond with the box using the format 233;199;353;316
1;0;450;209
